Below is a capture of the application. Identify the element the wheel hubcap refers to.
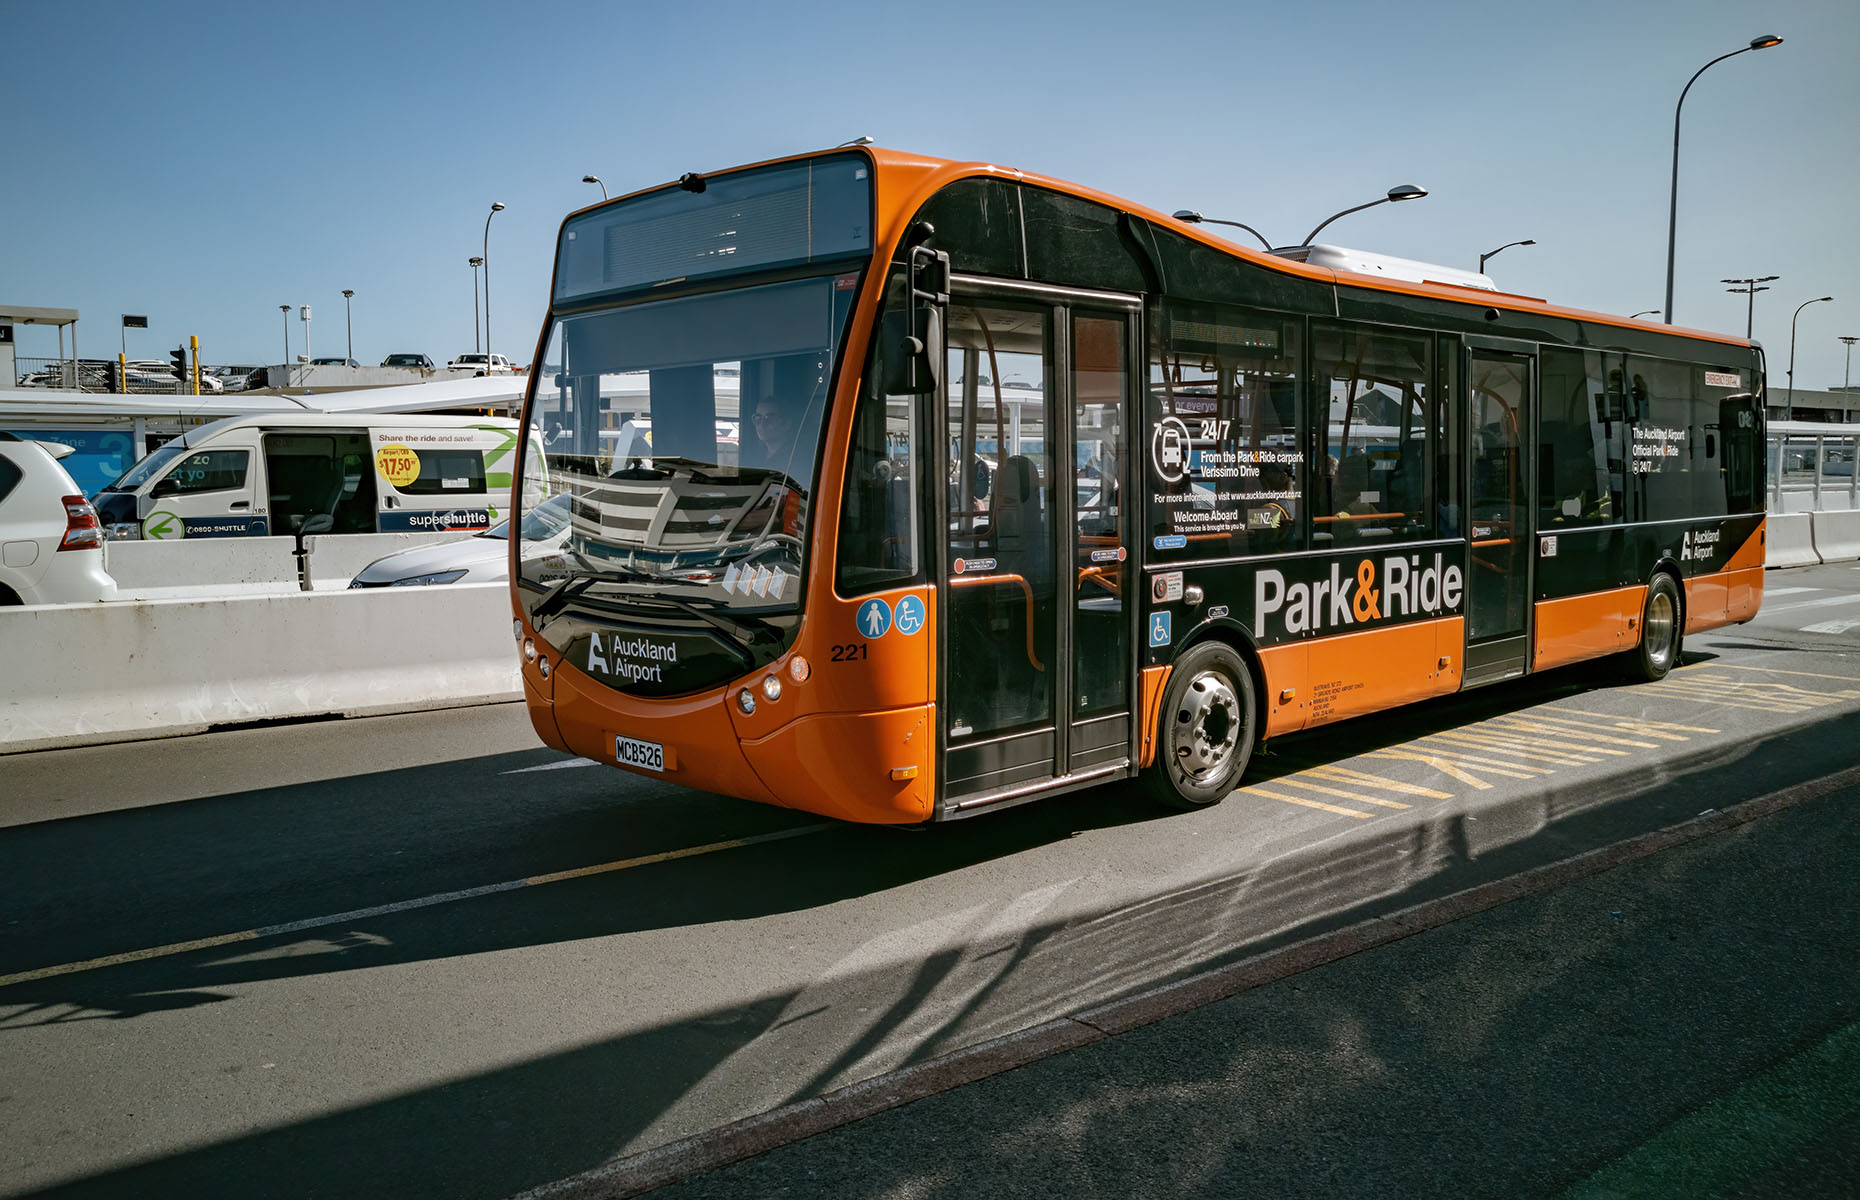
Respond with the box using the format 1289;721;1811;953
1646;591;1676;669
1170;670;1241;781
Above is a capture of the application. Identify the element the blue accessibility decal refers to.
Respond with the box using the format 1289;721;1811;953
892;594;925;636
1153;534;1187;550
1149;611;1172;647
856;597;892;639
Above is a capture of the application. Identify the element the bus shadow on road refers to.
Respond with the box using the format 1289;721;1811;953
5;694;1858;1197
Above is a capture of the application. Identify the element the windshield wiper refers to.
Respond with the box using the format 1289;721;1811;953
529;569;657;624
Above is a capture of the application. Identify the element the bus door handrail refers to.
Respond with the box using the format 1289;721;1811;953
949;572;1045;671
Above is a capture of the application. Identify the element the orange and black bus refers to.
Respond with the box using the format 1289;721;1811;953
509;146;1765;823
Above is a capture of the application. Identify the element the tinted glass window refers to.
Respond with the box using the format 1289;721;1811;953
1538;347;1624;527
162;449;248;494
910;178;1024;279
1312;324;1436;545
556;154;872;302
398;449;487;495
1022;189;1148;294
0;455;20;507
1148;302;1304;561
836;281;922;596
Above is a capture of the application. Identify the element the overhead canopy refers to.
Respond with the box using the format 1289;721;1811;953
0;305;79;327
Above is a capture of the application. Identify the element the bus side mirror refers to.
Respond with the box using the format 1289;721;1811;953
880;306;941;396
151;478;179;499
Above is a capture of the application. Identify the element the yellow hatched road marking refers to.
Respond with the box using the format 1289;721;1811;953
1485;718;1660;749
1541;706;1721;735
1705;662;1860;683
1523;712;1699;742
1363;749;1507;788
1425;731;1602;765
1271;777;1412;810
1304;764;1453;799
1242;785;1373;819
1453;726;1629;757
1401;749;1556;776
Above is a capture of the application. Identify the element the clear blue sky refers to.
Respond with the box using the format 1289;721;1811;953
6;0;1857;391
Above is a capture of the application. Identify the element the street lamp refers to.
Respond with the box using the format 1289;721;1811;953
1630;310;1662;319
1722;275;1779;339
279;304;291;368
582;175;607;200
341;289;355;364
1662;34;1783;325
1478;239;1536;273
299;304;312;364
1837;336;1858;422
483;202;504;365
1171;209;1272;251
1785;295;1834;419
1297;184;1428;248
469;257;484;353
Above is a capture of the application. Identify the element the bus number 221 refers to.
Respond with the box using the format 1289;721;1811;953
830;642;868;662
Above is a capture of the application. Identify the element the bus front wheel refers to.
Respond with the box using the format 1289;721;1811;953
1141;641;1256;810
1627;573;1683;682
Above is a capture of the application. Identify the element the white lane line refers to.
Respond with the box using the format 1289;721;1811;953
1800;619;1860;635
502;757;601;774
1764;593;1860;614
0;823;832;990
1763;587;1820;596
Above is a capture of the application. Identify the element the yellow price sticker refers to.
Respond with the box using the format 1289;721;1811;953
375;444;421;488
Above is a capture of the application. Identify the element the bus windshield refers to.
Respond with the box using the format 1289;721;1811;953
517;272;860;623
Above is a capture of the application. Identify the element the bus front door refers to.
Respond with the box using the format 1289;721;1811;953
936;289;1140;813
1463;347;1536;685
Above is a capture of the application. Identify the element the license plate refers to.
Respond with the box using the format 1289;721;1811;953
615;735;665;772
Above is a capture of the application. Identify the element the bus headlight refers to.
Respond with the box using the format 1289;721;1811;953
736;688;756;715
522;638;537;663
513;619;524;643
788;655;811;683
761;674;783;702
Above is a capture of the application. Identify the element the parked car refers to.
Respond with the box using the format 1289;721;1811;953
0;434;117;605
381;353;435;369
349;493;571;587
310;356;361;367
209;365;258;392
448;352;513;375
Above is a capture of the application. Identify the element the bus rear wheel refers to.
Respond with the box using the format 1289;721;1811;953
1141;641;1256;810
1627;573;1683;682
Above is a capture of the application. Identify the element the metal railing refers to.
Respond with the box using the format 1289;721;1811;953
10;357;204;395
1769;422;1860;513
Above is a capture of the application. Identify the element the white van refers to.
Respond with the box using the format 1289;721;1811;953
92;414;544;540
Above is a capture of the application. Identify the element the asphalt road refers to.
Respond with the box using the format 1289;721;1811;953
1;563;1857;1198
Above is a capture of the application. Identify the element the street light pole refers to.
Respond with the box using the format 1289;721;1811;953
1298;185;1428;248
1785;295;1834;419
469;257;484;353
342;289;355;364
1840;336;1858;422
582;175;608;200
1171;210;1272;250
1663;35;1783;325
468;258;484;353
1478;239;1536;273
1722;276;1778;339
279;304;291;371
483;202;504;365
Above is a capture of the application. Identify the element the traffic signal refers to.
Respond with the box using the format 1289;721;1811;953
170;345;188;379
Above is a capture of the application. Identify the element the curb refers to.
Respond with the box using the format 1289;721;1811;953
514;762;1860;1199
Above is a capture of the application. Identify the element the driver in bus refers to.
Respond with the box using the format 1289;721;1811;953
750;397;801;469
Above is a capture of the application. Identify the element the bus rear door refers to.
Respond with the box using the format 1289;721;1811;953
935;282;1141;814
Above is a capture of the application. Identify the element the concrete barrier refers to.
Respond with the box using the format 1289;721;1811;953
0;584;519;753
103;530;475;596
1765;512;1820;569
1810;509;1860;565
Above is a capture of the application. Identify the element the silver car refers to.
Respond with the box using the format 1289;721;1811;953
349;493;570;587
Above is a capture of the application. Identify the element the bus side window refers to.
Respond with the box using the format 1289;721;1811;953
835;375;921;596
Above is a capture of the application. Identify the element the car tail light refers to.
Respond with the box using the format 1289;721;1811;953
58;495;103;551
